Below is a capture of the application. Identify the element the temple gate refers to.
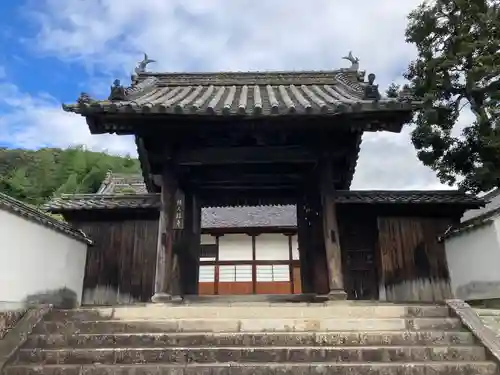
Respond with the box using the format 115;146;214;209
53;54;482;303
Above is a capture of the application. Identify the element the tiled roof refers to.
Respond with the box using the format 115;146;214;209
0;192;92;244
333;190;483;206
441;188;500;239
461;188;500;222
43;189;484;229
43;194;161;212
43;194;295;229
62;70;420;117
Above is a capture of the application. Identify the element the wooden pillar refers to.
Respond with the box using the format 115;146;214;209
192;195;201;294
287;234;294;294
296;197;314;293
319;159;347;300
251;234;257;294
170;191;184;297
214;235;220;295
180;190;202;296
151;170;180;302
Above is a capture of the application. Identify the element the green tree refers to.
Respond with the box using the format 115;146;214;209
54;173;81;196
0;146;141;205
30;149;58;202
404;0;500;193
54;145;88;185
79;166;108;193
5;168;33;203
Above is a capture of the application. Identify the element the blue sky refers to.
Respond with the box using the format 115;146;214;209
0;0;464;189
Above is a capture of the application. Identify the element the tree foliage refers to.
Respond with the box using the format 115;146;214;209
404;0;500;193
0;146;140;206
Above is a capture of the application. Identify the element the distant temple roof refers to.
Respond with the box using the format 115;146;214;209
43;173;484;229
0;192;92;244
97;172;148;194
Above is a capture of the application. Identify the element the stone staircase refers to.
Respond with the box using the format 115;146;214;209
2;302;499;374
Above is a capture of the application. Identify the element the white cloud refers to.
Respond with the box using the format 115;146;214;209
0;82;135;154
352;129;453;190
3;0;457;190
28;0;421;86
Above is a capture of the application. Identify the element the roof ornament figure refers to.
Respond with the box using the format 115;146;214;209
342;51;365;81
342;51;360;71
363;73;381;101
398;84;414;102
108;79;127;101
135;53;156;75
131;53;156;84
77;92;94;106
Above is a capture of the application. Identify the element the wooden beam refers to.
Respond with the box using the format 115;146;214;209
199;185;297;190
181;163;313;176
188;174;303;186
172;146;319;165
200;260;301;266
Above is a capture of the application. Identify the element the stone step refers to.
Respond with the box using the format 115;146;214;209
43;304;451;321
4;362;499;375
23;330;477;349
32;317;464;334
13;345;487;364
475;308;500;316
479;316;500;325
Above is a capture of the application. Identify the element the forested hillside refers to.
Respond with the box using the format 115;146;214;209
0;146;140;206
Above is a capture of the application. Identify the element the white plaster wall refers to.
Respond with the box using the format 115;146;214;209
201;234;216;246
255;234;289;260
494;217;500;247
0;209;88;305
218;234;253;261
445;219;500;300
291;235;299;260
218;234;252;282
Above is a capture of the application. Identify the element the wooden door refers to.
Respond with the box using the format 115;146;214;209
338;211;379;300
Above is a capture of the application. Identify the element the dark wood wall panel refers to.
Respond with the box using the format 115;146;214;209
337;208;379;300
69;218;158;305
377;217;453;302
